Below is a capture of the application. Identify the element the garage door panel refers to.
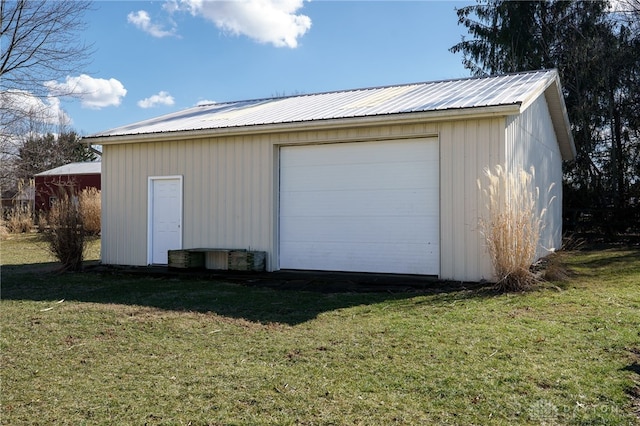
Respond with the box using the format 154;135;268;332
279;138;439;275
280;241;438;274
280;189;439;217
281;216;439;244
281;141;436;167
281;162;436;192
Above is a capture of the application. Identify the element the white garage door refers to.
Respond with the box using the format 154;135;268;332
279;138;439;275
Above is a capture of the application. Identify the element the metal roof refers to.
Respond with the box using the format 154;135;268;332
85;69;574;159
35;162;101;176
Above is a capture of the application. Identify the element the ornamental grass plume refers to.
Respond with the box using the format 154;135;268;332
478;165;551;292
5;205;34;233
79;187;101;236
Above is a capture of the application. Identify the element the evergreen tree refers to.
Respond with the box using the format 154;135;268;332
451;0;640;232
15;131;97;181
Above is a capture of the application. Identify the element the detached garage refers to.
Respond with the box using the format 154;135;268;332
85;69;575;282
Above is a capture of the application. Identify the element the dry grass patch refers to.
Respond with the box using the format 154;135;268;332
4;205;34;233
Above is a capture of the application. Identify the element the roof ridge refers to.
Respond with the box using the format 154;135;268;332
199;69;557;107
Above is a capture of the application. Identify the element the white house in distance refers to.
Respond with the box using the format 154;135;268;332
84;69;575;282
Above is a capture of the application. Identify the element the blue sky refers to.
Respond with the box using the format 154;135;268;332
48;1;474;135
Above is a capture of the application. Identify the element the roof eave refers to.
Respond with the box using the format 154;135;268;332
543;75;576;161
84;104;522;146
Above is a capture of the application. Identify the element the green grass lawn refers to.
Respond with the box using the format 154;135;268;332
1;234;639;425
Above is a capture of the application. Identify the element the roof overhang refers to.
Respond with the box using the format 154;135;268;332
518;72;575;161
543;77;576;161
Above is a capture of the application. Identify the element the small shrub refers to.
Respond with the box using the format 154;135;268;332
44;188;86;271
478;165;550;292
5;205;34;233
79;188;101;235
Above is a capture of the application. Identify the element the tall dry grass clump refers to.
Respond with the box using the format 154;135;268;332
79;187;101;235
5;205;34;233
478;165;552;292
0;219;9;240
44;188;86;271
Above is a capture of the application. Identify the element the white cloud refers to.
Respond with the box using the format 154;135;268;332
127;10;177;38
0;90;71;125
45;74;127;109
173;0;311;48
137;91;176;109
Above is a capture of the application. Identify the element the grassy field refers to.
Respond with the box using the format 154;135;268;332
1;234;639;425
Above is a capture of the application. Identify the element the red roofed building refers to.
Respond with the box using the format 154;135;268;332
34;162;101;212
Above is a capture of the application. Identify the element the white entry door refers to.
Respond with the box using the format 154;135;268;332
148;176;183;265
279;138;439;275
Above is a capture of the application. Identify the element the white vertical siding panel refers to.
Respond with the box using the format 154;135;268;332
204;138;214;245
211;141;223;244
198;139;213;248
116;145;127;264
139;143;150;257
227;141;237;246
480;118;505;280
182;140;194;247
451;121;467;280
107;144;123;264
439;121;461;281
100;147;111;263
202;140;213;247
251;137;265;250
464;120;479;280
169;141;179;174
182;140;192;246
197;139;208;247
101;144;147;266
506;95;563;257
133;143;150;265
439;118;503;281
438;122;454;280
238;138;248;245
232;139;241;246
125;144;135;263
119;145;130;263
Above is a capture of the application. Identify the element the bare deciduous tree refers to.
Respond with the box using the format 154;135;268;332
0;0;93;194
1;0;93;95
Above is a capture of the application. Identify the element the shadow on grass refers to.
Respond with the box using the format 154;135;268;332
574;249;640;269
1;263;493;325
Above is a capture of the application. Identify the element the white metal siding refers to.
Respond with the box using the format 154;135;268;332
439;118;505;282
506;95;563;257
279;138;439;275
100;137;274;266
101;119;511;282
101;124;442;271
101;144;149;266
